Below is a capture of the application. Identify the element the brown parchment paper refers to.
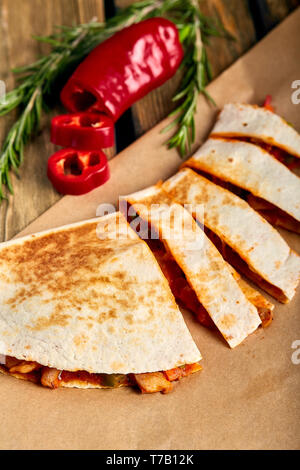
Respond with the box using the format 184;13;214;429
0;9;299;450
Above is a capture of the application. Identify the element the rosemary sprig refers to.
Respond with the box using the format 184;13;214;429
0;0;229;200
163;1;230;155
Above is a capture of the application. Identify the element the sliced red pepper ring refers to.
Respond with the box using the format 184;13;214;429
47;148;110;195
51;113;114;150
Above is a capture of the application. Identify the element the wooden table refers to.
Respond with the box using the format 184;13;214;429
0;0;298;241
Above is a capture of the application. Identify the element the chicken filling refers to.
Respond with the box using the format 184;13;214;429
0;355;202;394
205;227;285;305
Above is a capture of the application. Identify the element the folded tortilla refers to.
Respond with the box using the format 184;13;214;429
226;265;274;329
211;103;300;158
184;137;300;232
0;212;201;393
121;186;262;348
163;169;300;303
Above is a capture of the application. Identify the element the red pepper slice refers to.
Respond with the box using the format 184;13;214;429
263;95;274;112
60;17;183;121
47;148;110;195
51;113;114;150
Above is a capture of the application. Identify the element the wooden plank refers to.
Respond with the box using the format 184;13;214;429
116;0;256;138
0;0;107;241
199;0;256;77
252;0;299;34
264;0;298;26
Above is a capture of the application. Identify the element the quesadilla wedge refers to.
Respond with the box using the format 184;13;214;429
0;212;202;394
121;186;262;348
226;265;274;329
210;103;300;166
184;137;300;233
163;169;300;303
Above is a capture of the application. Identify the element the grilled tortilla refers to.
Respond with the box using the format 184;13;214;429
0;212;201;393
163;169;300;303
184;137;300;233
211;103;300;159
121;186;262;348
226;265;274;329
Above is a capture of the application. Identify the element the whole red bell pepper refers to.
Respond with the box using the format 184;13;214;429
47;148;109;195
60;17;183;121
51;112;114;150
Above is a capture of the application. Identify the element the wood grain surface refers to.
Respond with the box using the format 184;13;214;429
0;0;297;240
261;0;299;30
0;0;106;241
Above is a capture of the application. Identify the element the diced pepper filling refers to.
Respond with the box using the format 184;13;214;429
0;355;201;394
126;211;215;328
243;137;300;172
128;213;273;327
193;167;299;234
247;194;300;234
147;235;273;327
231;273;273;328
164;363;202;381
262;95;274;112
147;239;215;329
205;227;286;304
